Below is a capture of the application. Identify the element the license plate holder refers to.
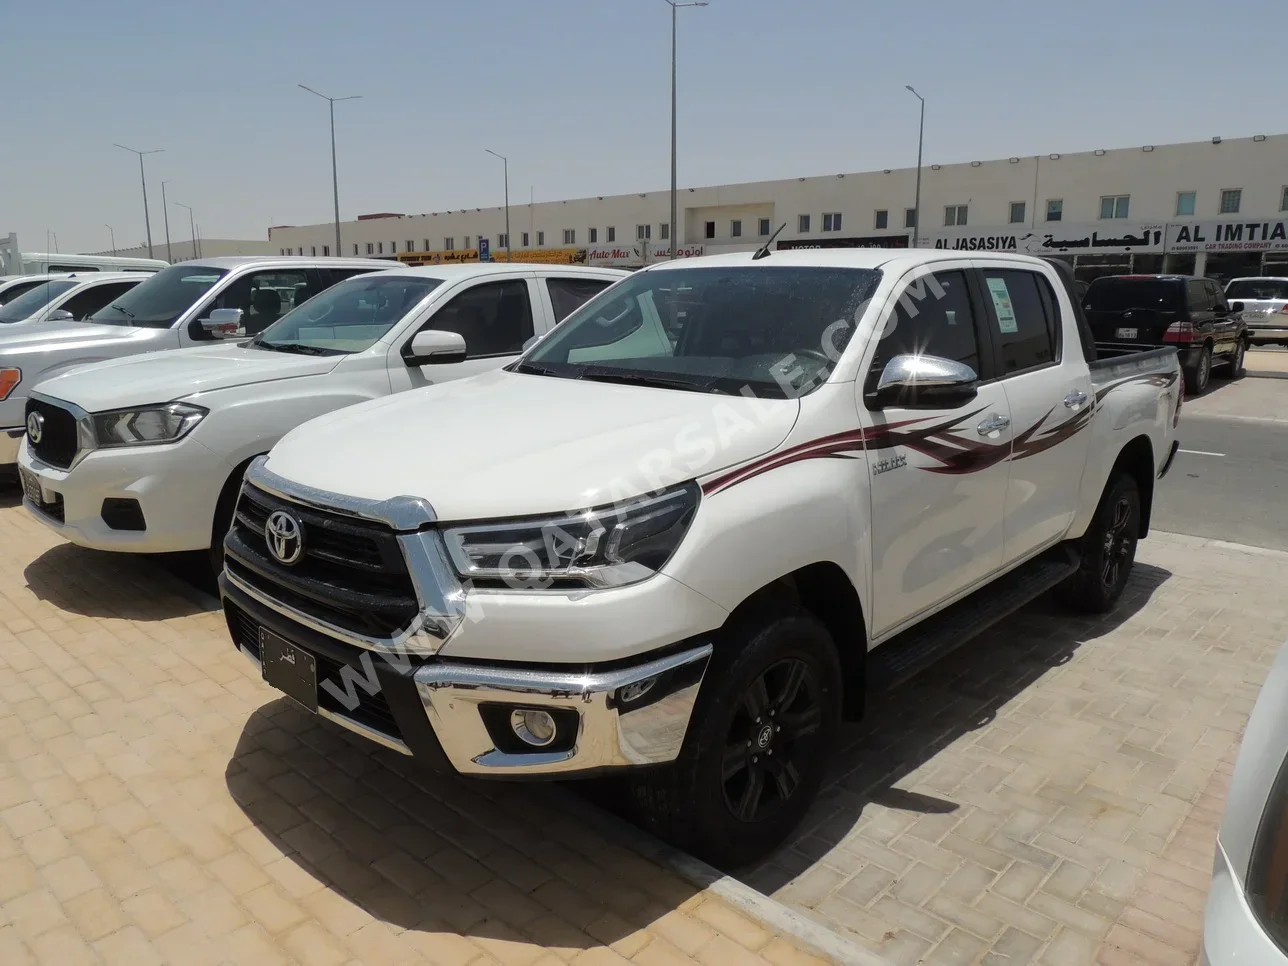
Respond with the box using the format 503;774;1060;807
18;467;43;506
1116;327;1138;339
260;630;318;713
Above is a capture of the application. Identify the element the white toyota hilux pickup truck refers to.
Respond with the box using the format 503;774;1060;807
18;264;626;571
0;255;390;469
218;248;1182;866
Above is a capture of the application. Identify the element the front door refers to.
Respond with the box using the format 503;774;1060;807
389;276;542;391
863;266;1012;638
975;263;1093;562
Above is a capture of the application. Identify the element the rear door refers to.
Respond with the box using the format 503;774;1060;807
1084;277;1185;346
975;262;1093;562
862;265;1012;637
540;274;618;327
1205;279;1239;353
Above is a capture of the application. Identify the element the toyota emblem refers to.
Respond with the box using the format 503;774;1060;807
265;510;304;565
26;411;44;445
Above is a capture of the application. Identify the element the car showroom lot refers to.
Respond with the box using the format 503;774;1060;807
0;493;839;966
0;364;1284;966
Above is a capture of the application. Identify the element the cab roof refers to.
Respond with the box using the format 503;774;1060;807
370;263;630;280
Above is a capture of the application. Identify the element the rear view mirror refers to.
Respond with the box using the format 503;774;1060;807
194;308;245;340
404;329;467;366
870;354;979;409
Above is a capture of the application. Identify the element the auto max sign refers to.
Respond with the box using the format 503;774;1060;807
1165;219;1288;252
586;243;705;266
928;222;1165;254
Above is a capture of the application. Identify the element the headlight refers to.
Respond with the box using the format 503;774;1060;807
92;402;208;447
0;368;19;401
444;482;700;589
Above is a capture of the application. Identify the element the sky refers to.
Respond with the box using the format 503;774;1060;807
2;0;1283;255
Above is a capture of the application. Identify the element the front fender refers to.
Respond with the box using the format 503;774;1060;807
664;453;870;630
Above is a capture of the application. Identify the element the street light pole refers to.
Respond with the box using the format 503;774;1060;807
485;150;511;263
173;202;197;260
114;144;163;258
665;0;708;259
105;224;115;255
905;86;925;248
160;181;174;262
299;85;361;256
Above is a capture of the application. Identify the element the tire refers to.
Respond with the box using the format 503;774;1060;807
1213;339;1246;380
1056;474;1140;615
208;461;253;576
1183;344;1212;395
629;609;842;868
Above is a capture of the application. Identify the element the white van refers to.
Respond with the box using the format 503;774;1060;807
0;233;168;276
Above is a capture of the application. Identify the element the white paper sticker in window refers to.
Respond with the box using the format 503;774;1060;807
987;277;1018;334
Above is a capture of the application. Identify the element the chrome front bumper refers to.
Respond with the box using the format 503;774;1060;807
1246;325;1288;342
0;427;22;466
413;644;712;775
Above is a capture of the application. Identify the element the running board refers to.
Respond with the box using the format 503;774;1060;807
867;544;1080;691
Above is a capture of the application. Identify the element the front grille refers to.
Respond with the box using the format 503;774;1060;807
25;399;78;469
225;601;402;742
225;483;419;639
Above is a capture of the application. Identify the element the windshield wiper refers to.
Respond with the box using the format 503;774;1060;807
107;302;135;320
252;341;340;356
578;367;720;393
510;360;561;376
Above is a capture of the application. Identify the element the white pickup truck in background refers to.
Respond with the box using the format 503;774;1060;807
219;248;1181;866
0;255;390;468
18;264;627;571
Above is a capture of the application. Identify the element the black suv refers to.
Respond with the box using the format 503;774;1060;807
1083;274;1249;395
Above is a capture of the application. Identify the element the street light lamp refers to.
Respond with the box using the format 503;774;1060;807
665;0;708;259
173;201;197;260
484;150;511;263
905;86;925;248
160;181;174;262
105;224;115;255
114;144;164;258
299;84;361;256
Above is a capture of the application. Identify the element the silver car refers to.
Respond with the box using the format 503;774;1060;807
1202;640;1288;963
1225;277;1288;347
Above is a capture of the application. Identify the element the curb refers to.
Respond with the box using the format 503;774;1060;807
548;786;895;966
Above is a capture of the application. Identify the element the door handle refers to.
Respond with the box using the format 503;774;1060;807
1064;389;1089;409
976;413;1011;435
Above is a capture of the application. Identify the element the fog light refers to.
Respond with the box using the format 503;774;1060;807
510;709;556;747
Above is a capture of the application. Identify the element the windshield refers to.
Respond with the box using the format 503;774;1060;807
1085;278;1183;312
1226;279;1288;300
87;263;228;328
521;266;882;397
255;274;443;354
0;279;47;306
0;279;79;323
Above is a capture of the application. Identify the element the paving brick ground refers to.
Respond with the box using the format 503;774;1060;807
0;490;836;966
740;530;1284;965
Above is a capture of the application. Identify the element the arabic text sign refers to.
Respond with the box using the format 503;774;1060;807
928;222;1165;255
1165;220;1288;253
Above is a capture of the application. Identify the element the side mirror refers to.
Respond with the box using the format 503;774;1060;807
404;329;467;366
870;353;979;409
1230;301;1245;313
521;334;540;352
45;308;74;322
194;307;245;340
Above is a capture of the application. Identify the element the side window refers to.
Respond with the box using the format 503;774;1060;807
199;270;311;336
546;277;613;324
59;281;140;320
428;279;534;356
872;270;981;376
1187;280;1208;312
0;280;44;305
1206;280;1227;312
980;270;1058;373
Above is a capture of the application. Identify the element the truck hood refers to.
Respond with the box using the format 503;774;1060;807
264;368;801;521
0;320;131;353
32;343;342;411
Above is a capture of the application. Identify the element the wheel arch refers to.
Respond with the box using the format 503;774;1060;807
721;561;868;720
1108;435;1155;537
211;453;263;543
